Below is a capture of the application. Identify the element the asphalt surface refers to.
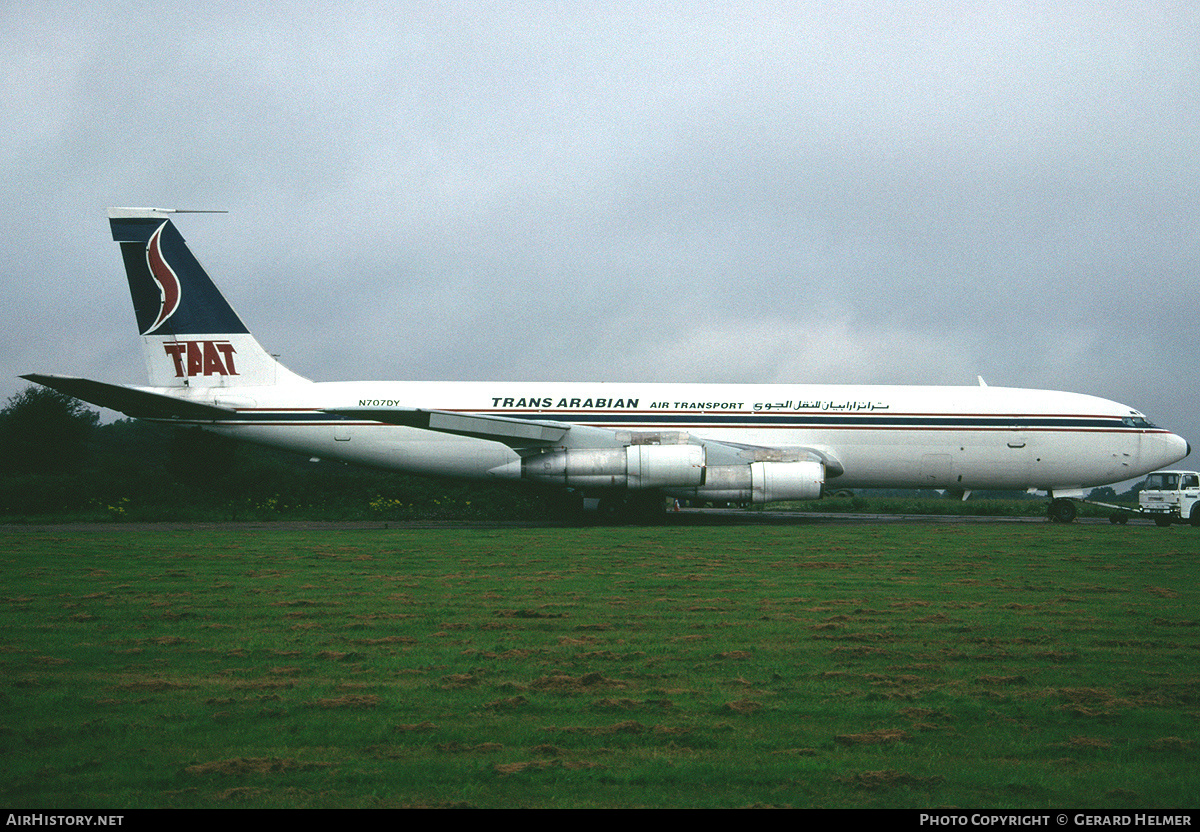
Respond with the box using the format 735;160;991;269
0;509;1183;532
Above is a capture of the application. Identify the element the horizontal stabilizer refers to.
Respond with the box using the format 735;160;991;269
326;407;571;446
21;374;235;420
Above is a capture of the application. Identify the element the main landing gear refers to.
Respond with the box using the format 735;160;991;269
597;492;668;524
544;489;668;525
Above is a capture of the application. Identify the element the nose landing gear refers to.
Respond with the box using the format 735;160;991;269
1047;498;1078;524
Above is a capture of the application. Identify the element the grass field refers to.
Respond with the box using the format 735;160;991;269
1;521;1197;809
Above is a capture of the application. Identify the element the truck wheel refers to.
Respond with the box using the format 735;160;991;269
1191;508;1200;527
1048;499;1077;523
1154;516;1173;527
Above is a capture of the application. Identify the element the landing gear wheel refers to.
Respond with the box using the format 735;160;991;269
548;489;585;524
596;496;625;522
596;493;667;525
1154;516;1173;527
625;492;668;525
1109;513;1128;525
1048;499;1077;524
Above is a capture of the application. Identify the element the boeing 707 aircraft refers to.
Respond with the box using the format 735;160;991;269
23;208;1191;522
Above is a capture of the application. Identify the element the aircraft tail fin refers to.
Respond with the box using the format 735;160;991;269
108;208;310;388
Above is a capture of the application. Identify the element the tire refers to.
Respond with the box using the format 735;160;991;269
597;492;666;525
549;489;586;523
1154;516;1173;527
1048;498;1077;524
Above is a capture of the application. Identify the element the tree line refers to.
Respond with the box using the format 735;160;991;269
0;386;548;521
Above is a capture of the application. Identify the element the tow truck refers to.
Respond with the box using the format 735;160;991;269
1069;470;1200;526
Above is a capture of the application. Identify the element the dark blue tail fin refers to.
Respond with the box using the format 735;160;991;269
108;208;308;387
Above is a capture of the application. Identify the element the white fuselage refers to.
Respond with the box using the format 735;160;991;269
149;380;1190;493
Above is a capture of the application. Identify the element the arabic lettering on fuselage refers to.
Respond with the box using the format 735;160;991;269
752;400;891;412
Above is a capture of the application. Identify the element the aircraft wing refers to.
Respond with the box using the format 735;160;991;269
324;407;571;446
713;439;845;478
326;406;843;476
20;374;236;421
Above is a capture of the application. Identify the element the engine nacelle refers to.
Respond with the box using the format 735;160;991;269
520;444;706;490
682;460;824;504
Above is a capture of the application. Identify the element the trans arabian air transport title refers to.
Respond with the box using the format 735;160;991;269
354;396;898;411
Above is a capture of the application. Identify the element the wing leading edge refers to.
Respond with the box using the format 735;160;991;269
325;407;571;446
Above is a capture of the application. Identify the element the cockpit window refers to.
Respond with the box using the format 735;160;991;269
1145;473;1178;490
1122;415;1157;428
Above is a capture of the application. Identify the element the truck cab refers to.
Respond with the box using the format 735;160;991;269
1139;470;1200;526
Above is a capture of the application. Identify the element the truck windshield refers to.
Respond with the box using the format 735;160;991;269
1145;473;1178;490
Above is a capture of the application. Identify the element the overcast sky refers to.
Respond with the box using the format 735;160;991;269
3;2;1196;464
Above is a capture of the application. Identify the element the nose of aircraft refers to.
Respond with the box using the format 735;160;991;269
1151;431;1192;470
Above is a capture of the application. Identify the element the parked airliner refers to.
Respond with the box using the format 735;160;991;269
23;208;1190;522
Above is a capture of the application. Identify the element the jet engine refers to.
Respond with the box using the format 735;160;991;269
521;444;706;490
681;460;824;504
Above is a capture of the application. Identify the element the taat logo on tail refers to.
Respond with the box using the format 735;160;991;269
144;222;181;334
163;341;239;377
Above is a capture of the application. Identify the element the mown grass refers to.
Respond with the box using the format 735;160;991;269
1;522;1197;809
